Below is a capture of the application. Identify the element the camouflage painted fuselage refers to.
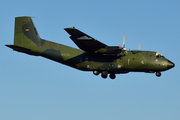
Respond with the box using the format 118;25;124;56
6;17;175;79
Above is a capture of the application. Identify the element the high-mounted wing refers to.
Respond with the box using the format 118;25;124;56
64;28;122;54
64;28;107;53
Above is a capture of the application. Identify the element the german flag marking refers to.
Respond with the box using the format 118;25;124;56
25;28;29;31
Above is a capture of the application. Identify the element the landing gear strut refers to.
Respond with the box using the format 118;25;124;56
156;72;161;77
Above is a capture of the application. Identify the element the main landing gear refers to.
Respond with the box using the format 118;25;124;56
93;71;116;79
109;73;116;79
101;71;108;79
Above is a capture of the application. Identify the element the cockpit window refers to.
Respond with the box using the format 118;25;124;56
156;52;164;58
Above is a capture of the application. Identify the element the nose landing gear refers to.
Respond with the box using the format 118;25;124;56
156;72;161;77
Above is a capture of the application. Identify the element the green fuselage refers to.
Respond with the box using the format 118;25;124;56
39;43;170;74
7;39;170;74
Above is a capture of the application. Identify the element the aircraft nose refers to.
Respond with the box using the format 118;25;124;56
167;60;175;69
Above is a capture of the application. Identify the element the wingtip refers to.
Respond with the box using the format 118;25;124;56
64;27;77;35
64;27;76;30
5;44;12;48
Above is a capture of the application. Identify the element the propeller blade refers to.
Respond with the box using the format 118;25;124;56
139;43;141;50
123;34;125;48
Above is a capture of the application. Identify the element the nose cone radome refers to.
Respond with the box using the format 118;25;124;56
167;60;175;69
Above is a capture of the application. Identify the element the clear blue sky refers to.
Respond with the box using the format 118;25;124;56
0;0;179;120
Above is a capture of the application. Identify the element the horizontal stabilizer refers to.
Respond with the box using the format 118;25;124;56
6;45;39;56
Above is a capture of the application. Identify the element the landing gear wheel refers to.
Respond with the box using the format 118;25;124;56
109;73;116;79
93;71;99;76
156;72;161;77
101;71;108;79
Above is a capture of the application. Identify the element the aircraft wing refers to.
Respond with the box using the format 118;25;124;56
64;28;107;53
64;28;122;54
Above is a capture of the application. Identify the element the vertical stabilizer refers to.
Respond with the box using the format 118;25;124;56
14;16;42;48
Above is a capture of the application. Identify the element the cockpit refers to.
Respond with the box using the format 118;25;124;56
156;52;165;58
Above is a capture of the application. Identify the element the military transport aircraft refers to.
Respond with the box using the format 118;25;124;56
6;16;175;79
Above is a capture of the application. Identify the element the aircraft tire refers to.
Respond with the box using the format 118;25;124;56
109;73;116;79
156;72;161;77
101;71;108;79
93;71;99;75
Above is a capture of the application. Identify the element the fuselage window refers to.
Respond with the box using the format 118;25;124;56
156;55;164;58
156;52;165;58
156;55;160;58
160;56;164;58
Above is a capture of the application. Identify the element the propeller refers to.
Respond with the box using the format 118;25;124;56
119;34;127;60
122;35;127;51
123;34;125;48
139;43;141;50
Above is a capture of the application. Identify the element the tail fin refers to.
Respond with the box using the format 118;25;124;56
14;16;42;47
6;16;43;55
